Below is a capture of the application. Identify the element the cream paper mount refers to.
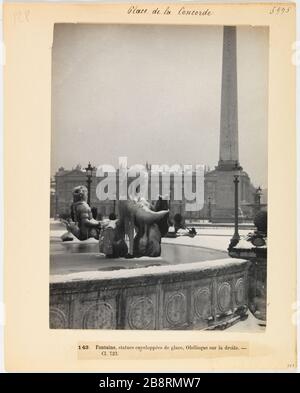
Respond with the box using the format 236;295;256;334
3;2;297;371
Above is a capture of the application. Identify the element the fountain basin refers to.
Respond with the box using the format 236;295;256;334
50;253;250;330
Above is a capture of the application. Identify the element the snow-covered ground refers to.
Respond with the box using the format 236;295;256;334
226;312;265;332
163;228;250;252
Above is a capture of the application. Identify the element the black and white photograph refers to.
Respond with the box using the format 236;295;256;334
49;23;268;331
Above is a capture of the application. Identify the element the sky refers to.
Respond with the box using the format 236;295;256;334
51;24;268;187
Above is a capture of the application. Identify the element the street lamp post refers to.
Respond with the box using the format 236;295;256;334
256;186;262;211
253;186;262;217
180;200;184;216
208;196;212;222
232;175;240;242
169;181;172;215
85;162;93;206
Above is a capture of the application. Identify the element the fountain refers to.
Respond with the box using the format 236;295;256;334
50;208;250;330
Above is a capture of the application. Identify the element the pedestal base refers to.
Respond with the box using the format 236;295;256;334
205;168;254;222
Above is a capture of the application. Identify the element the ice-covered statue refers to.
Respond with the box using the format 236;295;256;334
118;196;169;258
62;182;169;259
63;185;100;241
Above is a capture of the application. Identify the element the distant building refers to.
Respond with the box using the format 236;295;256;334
53;165;111;219
51;163;264;221
52;164;202;219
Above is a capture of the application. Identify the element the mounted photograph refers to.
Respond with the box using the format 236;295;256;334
49;23;268;331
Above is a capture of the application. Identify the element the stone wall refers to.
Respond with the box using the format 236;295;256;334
50;258;250;330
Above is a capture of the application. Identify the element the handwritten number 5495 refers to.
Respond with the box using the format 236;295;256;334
269;6;290;15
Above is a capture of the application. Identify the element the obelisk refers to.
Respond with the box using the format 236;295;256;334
204;26;254;222
218;26;239;169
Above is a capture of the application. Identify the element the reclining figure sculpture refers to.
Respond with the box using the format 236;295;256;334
64;185;101;241
63;185;169;258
